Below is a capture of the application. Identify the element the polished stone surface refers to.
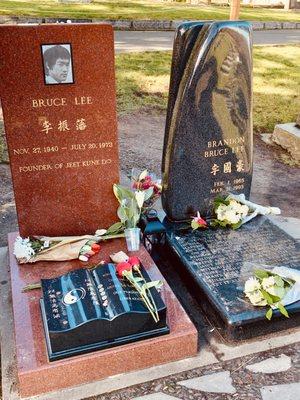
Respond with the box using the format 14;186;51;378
7;233;197;397
41;263;168;360
162;21;253;221
164;217;300;340
0;24;119;236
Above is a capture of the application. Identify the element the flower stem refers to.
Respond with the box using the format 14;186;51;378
124;271;159;323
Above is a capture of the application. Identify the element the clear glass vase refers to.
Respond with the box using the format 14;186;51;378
124;227;141;252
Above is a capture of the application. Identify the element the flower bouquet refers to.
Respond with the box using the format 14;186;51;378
211;193;281;230
116;256;163;322
13;222;125;264
244;266;300;320
113;171;161;251
130;169;162;212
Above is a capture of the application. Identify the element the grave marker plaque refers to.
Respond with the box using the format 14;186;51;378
41;263;169;360
162;21;253;221
164;217;300;340
0;24;119;236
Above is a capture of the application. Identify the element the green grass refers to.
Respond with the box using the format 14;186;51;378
115;45;300;133
0;0;300;22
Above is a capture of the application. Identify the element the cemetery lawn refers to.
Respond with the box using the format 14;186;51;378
115;44;300;134
1;0;300;22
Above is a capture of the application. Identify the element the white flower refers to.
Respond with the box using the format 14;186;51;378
216;204;227;221
261;276;276;290
246;290;267;306
244;277;261;293
239;204;249;217
135;190;145;208
224;209;241;224
13;236;35;262
95;229;107;236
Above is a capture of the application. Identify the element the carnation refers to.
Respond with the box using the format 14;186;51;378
13;236;35;262
245;290;267;306
244;277;261;293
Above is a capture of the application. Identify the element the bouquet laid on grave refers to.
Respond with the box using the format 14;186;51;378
111;252;163;323
13;222;124;264
190;193;281;231
244;267;300;320
211;194;281;229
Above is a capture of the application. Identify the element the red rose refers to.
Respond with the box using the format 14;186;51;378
128;256;140;267
91;243;101;252
141;181;151;190
116;262;132;277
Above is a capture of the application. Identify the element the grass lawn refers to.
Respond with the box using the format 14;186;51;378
115;45;300;133
0;0;300;22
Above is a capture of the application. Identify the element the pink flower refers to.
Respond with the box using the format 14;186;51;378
192;211;207;228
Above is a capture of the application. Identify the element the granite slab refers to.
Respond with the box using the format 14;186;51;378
163;217;300;340
0;24;119;237
6;233;197;398
162;21;253;221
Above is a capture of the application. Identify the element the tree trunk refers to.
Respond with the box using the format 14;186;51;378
230;0;240;20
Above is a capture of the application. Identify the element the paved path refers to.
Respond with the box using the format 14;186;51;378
115;29;300;53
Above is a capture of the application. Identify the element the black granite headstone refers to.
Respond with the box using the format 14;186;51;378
40;263;169;361
163;217;300;340
162;21;253;221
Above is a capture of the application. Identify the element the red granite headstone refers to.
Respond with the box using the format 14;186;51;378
0;24;119;237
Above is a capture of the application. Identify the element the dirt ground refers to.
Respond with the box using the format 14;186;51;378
0;111;299;246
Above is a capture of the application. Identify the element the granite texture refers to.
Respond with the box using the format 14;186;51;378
164;217;300;340
7;233;197;398
162;21;253;221
0;24;119;237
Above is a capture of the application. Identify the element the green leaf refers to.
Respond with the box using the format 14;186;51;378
274;276;284;287
113;184;134;204
265;307;273;320
117;206;128;223
260;289;274;305
106;221;124;235
278;303;289;318
191;220;199;230
254;269;270;280
232;221;243;230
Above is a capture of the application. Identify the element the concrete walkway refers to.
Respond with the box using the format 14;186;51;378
115;29;300;53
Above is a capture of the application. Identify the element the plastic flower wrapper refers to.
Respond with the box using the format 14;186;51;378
244;266;299;320
13;222;125;264
116;256;163;323
212;193;281;230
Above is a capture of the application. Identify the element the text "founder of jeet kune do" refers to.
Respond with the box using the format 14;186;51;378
43;45;71;84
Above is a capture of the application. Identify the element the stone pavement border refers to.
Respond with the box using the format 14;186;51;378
0;16;300;30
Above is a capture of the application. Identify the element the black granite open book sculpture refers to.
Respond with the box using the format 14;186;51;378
40;263;169;361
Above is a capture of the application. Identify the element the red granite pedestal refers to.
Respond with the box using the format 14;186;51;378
7;233;197;398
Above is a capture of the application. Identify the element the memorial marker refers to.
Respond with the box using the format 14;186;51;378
0;24;119;236
164;217;300;340
162;21;253;221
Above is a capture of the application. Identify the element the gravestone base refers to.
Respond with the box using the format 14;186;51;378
4;233;197;398
162;217;300;341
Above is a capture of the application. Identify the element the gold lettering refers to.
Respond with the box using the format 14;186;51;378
32;98;67;108
74;96;93;105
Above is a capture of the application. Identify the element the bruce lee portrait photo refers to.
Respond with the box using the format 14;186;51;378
42;44;74;85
